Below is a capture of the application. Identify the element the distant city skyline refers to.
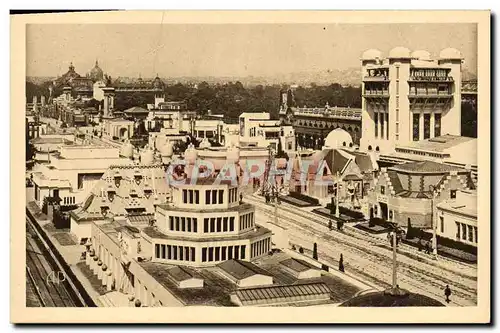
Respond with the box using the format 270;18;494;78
26;23;477;79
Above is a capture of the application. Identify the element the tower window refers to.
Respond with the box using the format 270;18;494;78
413;113;420;141
380;113;384;139
424;114;431;139
434;113;441;137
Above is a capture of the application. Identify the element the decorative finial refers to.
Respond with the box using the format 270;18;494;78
95;59;99;67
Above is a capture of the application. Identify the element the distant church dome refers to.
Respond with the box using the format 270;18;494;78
89;60;104;82
152;75;164;89
159;140;174;157
121;140;134;158
324;128;353;149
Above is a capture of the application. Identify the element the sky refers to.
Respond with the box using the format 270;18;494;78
26;23;477;79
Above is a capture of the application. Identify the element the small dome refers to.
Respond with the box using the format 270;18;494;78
411;50;431;61
388;46;411;59
226;144;240;163
361;49;382;61
140;147;155;165
89;60;104;82
159;140;173;157
339;287;445;307
152;75;164;89
199;138;212;149
324;128;353;149
184;143;198;164
439;48;463;60
121;140;134;158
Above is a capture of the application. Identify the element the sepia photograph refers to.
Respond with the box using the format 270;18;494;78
10;10;491;324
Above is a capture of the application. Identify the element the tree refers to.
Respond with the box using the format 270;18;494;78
275;138;288;159
337;220;344;231
406;219;414;239
135;119;147;136
84;98;102;110
339;253;345;272
312;242;318;260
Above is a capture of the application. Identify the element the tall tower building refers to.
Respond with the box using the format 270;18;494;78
359;47;463;154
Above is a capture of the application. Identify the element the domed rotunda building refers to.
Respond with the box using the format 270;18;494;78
323;128;354;149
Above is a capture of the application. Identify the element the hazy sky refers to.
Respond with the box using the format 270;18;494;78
26;23;477;78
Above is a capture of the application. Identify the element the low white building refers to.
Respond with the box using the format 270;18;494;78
436;189;477;246
279;258;322;280
218;259;274;288
102;118;135;141
31;144;133;208
238;112;295;152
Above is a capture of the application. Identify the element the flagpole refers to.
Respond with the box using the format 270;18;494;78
392;225;398;288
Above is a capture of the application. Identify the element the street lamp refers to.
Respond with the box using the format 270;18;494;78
335;171;341;219
429;185;438;259
391;223;399;288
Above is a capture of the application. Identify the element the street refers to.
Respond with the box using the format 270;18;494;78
246;194;477;307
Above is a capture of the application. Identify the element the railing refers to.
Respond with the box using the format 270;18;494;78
408;91;453;97
294;107;362;119
363;76;389;81
363;91;389;96
461;80;478;94
408;76;454;82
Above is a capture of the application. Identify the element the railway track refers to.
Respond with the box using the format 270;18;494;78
25;218;83;307
246;195;477;306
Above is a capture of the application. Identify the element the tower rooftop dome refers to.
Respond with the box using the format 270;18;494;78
361;49;382;61
388;46;411;59
411;50;432;61
439;48;463;60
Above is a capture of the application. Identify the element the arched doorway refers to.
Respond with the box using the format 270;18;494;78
119;127;128;139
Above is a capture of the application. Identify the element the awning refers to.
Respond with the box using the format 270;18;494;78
128;214;153;225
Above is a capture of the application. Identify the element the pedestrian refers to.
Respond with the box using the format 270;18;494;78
328;220;333;231
339;253;345;272
425;242;430;254
417;238;423;252
444;285;452;303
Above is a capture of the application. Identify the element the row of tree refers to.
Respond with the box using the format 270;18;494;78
26;80;363;120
